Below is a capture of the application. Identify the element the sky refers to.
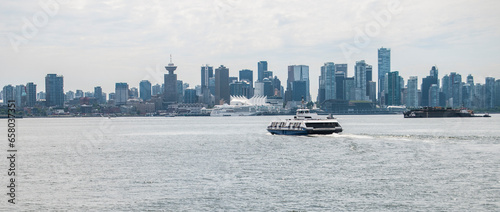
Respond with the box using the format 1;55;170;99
1;0;500;99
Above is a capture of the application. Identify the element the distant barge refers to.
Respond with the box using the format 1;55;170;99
403;107;490;118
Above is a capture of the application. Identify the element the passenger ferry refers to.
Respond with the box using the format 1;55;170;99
267;109;342;135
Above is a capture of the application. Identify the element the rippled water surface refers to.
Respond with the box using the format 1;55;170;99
4;115;500;211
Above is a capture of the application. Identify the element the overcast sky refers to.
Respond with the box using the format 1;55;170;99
1;0;500;99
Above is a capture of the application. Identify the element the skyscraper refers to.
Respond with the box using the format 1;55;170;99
115;83;129;106
45;74;64;107
139;80;152;101
26;82;36;107
287;65;310;102
495;80;500;107
2;85;14;105
164;55;178;104
239;69;254;97
183;89;197;103
201;65;214;104
485;77;495;108
258;61;268;82
215;65;230;105
319;62;336;102
94;86;103;104
335;64;348;76
378;47;391;103
15;85;26;107
407;76;418;107
230;81;252;98
385;71;402;106
354;60;368;101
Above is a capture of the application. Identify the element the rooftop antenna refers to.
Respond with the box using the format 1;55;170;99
170;54;172;63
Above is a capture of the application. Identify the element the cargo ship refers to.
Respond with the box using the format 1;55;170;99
403;107;490;118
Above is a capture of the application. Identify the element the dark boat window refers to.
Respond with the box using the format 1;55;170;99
305;123;339;128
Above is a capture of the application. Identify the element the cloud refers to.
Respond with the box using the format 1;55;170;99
0;0;500;97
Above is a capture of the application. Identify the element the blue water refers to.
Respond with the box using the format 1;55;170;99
3;115;500;211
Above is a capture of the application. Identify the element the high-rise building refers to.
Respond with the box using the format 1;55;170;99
385;71;402;106
354;60;368;101
75;90;83;99
230;81;252;98
263;71;273;79
15;84;26;107
407;76;418;107
45;74;64;107
183;89;197;103
115;82;129;106
26;82;36;107
429;84;440;107
495;80;500;107
467;74;474;85
335;72;345;100
319;62;336;102
65;91;74;102
2;85;14;105
462;83;472;108
229;77;238;83
129;87;138;99
291;81;307;101
258;61;268;82
287;65;310;102
335;64;348;77
94;86;104;104
164;56;178;103
152;84;162;96
177;80;184;103
485;77;496;108
378;47;391;103
201;65;214;88
344;77;355;101
215;65;230;104
37;91;46;101
368;81;377;103
239;69;253;87
421;67;440;107
272;76;282;97
139;80;152;101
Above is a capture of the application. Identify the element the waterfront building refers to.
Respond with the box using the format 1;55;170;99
385;71;402;106
319;62;336;103
407;76;418;107
215;65;230;105
230;81;252;99
2;85;14;105
485;77;496;108
115;82;129;106
286;65;310;102
354;60;369;101
15;84;26;107
139;80;152;101
378;47;391;103
164;56;178;104
183;89;197;103
45;74;64;107
94;86;104;104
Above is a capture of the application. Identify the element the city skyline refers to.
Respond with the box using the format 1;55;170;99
1;1;500;98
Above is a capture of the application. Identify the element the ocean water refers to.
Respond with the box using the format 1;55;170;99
3;114;500;211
